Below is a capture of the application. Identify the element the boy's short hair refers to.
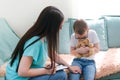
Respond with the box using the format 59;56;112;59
73;19;88;35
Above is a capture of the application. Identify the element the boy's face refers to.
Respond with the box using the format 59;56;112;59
75;30;88;40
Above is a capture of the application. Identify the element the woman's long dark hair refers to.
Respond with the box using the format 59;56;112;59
10;6;64;72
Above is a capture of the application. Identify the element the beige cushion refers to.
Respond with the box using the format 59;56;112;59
59;48;120;79
95;48;120;79
2;48;120;79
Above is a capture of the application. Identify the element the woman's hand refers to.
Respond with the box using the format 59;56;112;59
45;64;56;74
68;66;82;74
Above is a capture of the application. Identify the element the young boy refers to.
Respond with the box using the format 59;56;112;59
69;19;100;80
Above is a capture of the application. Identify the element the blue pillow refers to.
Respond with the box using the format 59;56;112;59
0;59;4;65
59;21;70;54
86;19;108;51
103;16;120;48
0;18;20;62
68;18;77;36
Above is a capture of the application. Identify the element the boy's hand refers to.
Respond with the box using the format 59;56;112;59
76;47;89;54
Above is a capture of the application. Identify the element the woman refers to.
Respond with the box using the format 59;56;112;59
6;6;81;80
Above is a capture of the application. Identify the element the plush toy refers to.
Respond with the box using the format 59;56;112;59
76;38;94;58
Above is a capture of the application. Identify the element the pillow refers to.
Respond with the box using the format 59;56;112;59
86;19;108;51
0;18;20;62
68;18;77;36
59;21;70;54
0;59;3;65
103;16;120;48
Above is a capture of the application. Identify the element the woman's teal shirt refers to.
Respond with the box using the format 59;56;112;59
6;36;48;80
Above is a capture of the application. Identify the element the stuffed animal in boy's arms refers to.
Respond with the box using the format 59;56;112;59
76;38;94;58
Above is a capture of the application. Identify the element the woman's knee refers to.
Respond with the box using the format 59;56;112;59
29;70;67;80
